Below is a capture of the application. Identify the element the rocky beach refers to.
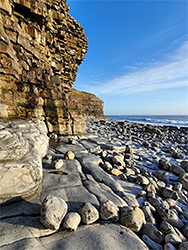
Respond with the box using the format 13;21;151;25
0;0;188;249
0;117;188;250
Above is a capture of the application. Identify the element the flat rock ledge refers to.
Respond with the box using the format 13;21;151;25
0;119;49;204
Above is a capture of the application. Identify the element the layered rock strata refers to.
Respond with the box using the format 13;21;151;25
0;0;105;135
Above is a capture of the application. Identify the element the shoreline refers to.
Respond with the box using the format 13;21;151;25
107;115;188;129
0;117;188;250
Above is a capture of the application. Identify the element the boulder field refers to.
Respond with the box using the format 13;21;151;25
0;118;188;249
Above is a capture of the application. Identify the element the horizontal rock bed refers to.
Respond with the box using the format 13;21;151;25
0;118;188;250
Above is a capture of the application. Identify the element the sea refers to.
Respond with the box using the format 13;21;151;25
107;115;188;128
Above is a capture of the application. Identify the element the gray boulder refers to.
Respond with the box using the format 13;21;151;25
120;206;146;232
100;200;119;221
40;195;68;230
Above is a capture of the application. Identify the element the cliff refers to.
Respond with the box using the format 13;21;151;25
0;0;105;135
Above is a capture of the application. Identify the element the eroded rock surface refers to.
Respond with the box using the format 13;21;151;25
0;119;48;204
0;0;105;135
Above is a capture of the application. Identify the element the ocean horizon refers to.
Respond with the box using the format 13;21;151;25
107;115;188;128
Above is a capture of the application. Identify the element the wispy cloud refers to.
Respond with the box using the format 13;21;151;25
82;40;188;96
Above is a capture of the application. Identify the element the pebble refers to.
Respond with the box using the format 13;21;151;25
51;159;64;169
64;151;75;160
79;203;99;224
63;212;81;231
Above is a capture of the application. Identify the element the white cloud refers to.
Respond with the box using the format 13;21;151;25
83;40;188;96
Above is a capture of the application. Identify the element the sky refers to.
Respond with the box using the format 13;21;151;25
68;0;188;115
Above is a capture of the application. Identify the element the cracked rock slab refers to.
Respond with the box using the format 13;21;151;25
0;216;55;247
0;119;49;204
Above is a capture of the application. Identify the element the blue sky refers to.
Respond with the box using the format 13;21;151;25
68;0;188;115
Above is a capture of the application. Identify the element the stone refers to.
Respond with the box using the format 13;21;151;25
119;173;127;180
64;151;75;160
142;203;156;225
153;170;170;182
164;243;177;250
51;159;64;169
120;192;139;207
40;195;68;230
159;159;171;170
136;175;149;186
178;241;188;250
0;120;48;204
162;209;184;230
79;202;99;224
102;161;113;172
170;164;185;176
183;226;188;239
142;234;163;250
180;161;188;173
125;167;135;176
137;190;146;197
174;182;183;191
141;223;164;244
165;233;182;246
63;212;81;231
120;206;146;232
110;168;122;176
160;221;186;242
178;173;188;191
112;154;125;167
100;200;119;221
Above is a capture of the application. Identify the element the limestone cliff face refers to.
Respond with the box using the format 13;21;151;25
68;89;107;119
0;0;105;135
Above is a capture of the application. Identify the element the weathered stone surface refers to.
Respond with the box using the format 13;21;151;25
0;119;48;204
165;233;182;246
100;200;119;221
79;202;99;224
83;177;127;208
180;161;188;172
120;206;146;232
164;243;177;250
63;212;81;231
40;195;68;230
0;0;105;135
39;223;149;250
178;173;188;191
142;235;163;250
178;241;188;250
141;223;164;244
0;216;55;247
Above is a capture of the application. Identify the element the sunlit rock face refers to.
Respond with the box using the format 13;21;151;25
0;0;105;135
0;119;49;204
